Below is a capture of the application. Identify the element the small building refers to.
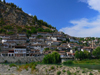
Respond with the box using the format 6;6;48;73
14;46;26;57
81;47;93;53
8;50;14;56
29;49;40;56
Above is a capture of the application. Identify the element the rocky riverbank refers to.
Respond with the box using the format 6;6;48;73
0;64;99;75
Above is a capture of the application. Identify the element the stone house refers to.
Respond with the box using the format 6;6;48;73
57;46;68;51
14;46;26;57
3;41;16;48
81;47;93;53
28;49;40;56
8;50;14;56
51;41;62;46
69;37;79;43
30;39;45;45
30;44;49;53
45;39;53;46
29;34;37;40
47;36;57;41
66;52;75;57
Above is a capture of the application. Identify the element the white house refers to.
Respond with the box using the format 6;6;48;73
47;36;57;41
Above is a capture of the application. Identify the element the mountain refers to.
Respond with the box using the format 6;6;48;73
0;1;57;35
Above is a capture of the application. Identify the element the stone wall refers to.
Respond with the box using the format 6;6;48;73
0;56;44;63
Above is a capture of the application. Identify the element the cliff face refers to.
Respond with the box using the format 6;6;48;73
0;2;33;26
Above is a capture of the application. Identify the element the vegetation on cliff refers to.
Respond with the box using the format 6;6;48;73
0;0;56;36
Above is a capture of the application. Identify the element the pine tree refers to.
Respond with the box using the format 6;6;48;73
3;0;6;4
0;0;1;2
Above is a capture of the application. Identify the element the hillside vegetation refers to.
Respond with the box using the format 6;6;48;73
0;1;56;35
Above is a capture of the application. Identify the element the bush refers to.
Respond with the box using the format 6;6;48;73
36;35;43;38
0;29;6;33
26;68;28;71
67;70;71;75
7;32;14;35
63;60;73;65
31;65;36;71
57;71;61;75
62;70;66;72
43;52;61;64
89;73;93;75
82;70;86;73
9;64;17;67
51;66;54;69
4;25;13;29
74;73;76;75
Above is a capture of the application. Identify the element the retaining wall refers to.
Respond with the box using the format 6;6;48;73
0;56;44;63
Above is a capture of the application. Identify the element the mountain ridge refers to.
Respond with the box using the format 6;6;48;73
0;1;57;35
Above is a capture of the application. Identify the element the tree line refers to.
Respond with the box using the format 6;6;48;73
75;46;100;60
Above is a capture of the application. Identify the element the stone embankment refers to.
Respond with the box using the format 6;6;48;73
0;56;44;63
0;64;99;75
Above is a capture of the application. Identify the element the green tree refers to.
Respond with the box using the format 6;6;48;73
3;0;5;4
0;18;5;26
75;51;80;59
44;48;49;51
31;27;37;33
33;15;37;22
84;50;91;59
75;50;91;60
4;25;13;29
37;28;44;32
92;47;100;58
0;29;6;33
36;35;43;38
43;51;61;64
7;32;14;35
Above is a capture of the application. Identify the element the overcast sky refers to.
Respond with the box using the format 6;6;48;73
5;0;100;37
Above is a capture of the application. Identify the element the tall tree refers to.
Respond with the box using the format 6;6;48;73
3;0;6;4
92;47;100;58
43;51;61;64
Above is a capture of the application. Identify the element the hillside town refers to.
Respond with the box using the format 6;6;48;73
0;31;99;58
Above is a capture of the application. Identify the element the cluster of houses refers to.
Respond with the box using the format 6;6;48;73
0;31;99;57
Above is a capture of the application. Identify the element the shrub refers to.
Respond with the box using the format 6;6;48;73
26;68;28;71
57;71;61;75
89;73;93;75
51;66;54;69
60;65;62;68
74;73;76;75
9;64;17;67
62;70;66;72
36;35;43;38
67;70;71;75
7;32;14;35
4;25;13;29
63;60;73;65
31;65;36;71
82;70;86;73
